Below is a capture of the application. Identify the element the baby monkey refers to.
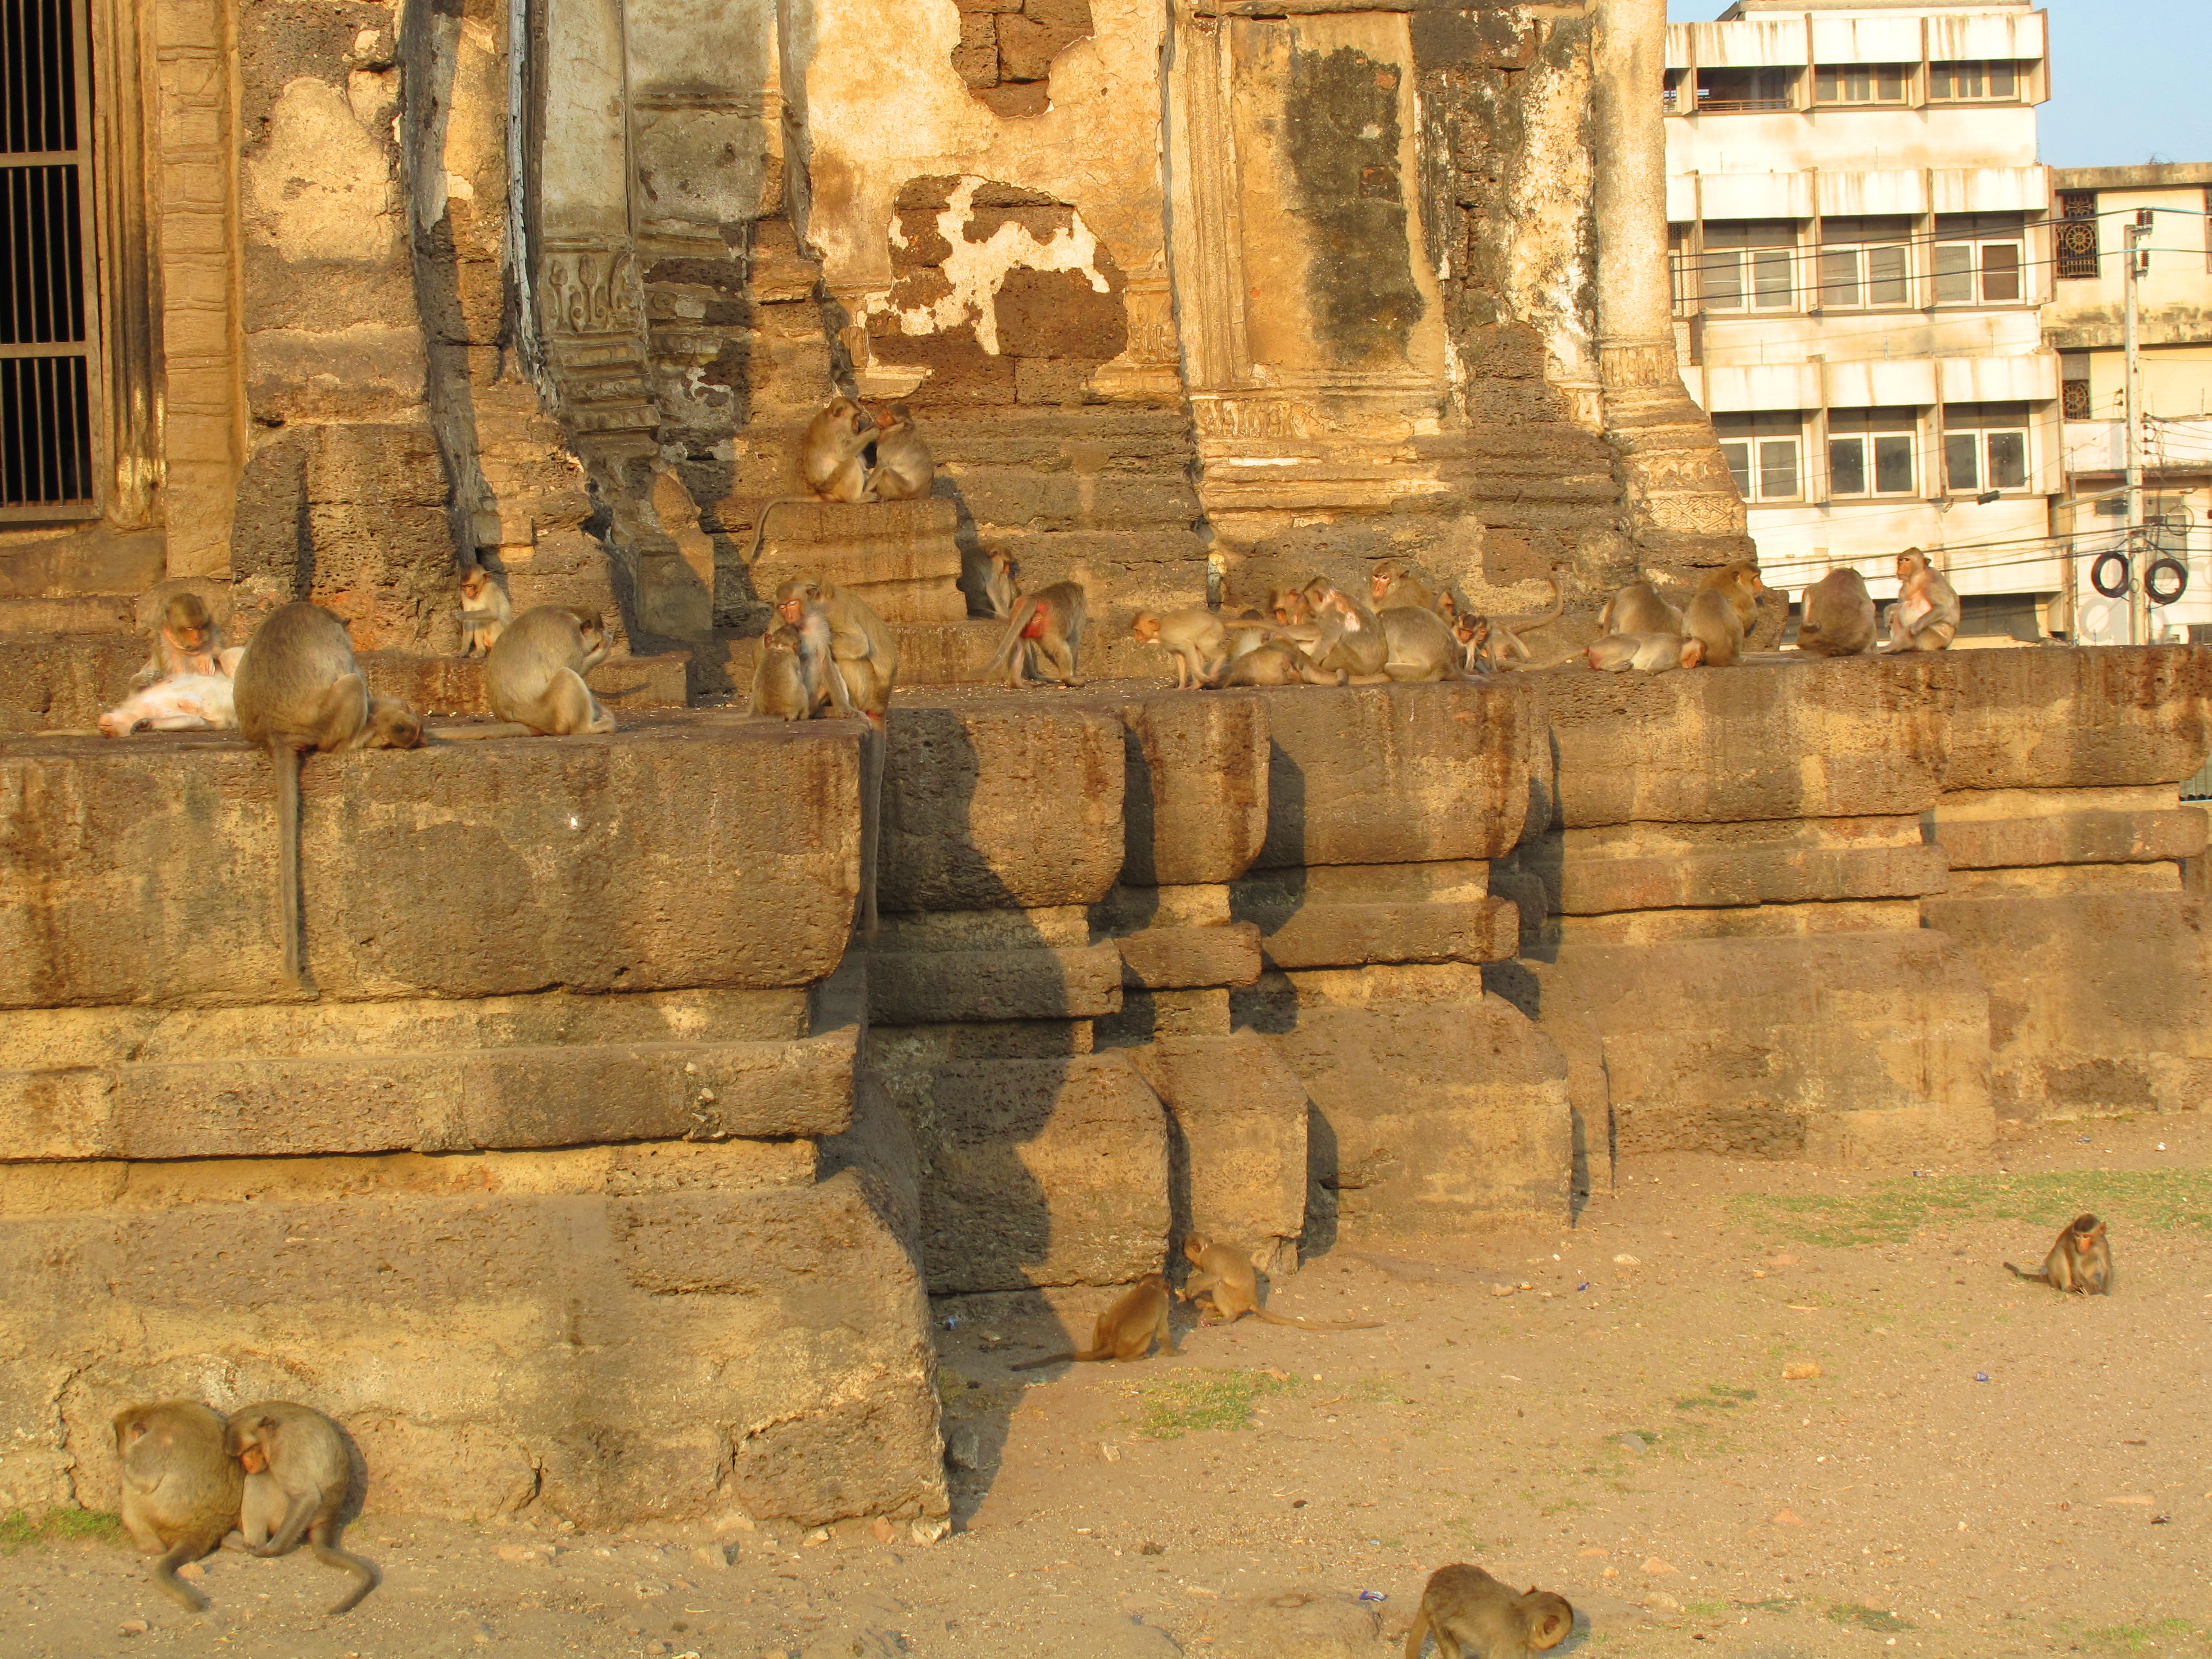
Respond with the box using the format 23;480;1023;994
1010;1273;1176;1369
1405;1563;1575;1659
225;1401;381;1614
1180;1235;1381;1331
2005;1213;2112;1296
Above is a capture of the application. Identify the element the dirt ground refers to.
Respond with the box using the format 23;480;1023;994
9;1110;2210;1659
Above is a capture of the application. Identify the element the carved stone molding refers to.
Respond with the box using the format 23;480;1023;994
541;241;643;338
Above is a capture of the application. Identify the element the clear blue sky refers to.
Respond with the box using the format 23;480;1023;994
1665;1;2212;168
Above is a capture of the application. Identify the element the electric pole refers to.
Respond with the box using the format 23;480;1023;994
2125;210;2151;644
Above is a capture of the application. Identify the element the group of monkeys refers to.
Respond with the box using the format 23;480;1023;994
94;581;623;989
112;1397;376;1616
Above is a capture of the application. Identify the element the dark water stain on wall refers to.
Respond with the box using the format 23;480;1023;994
1283;43;1425;367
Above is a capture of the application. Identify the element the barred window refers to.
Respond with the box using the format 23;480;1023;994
2056;191;2100;282
1;0;99;519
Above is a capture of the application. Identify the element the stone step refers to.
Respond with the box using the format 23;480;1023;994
0;594;139;635
0;528;165;600
745;499;967;626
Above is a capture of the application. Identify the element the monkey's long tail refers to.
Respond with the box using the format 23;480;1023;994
980;602;1033;686
744;497;818;564
314;1539;380;1615
1403;1605;1431;1659
152;1545;212;1612
2002;1262;2051;1283
1252;1309;1383;1331
1009;1344;1114;1371
272;742;316;996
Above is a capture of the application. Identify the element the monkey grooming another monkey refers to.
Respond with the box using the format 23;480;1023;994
224;1402;380;1615
983;550;1020;620
867;405;935;502
1697;561;1766;635
1370;559;1437;612
1682;587;1745;668
132;591;224;689
1379;604;1465;681
1131;607;1228;689
775;580;899;722
234;603;424;991
1179;1236;1382;1330
485;605;617;736
984;580;1088;688
1299;581;1391;684
1882;548;1961;653
1404;1563;1575;1659
1794;567;1877;656
458;565;512;658
1270;587;1314;629
1010;1273;1177;1370
1596;578;1683;639
1220;638;1310;686
114;1401;244;1613
2005;1213;2112;1296
1584;632;1702;673
743;396;883;562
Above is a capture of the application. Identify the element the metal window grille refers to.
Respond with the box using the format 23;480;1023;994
0;0;98;519
2062;378;2092;420
2056;191;2100;281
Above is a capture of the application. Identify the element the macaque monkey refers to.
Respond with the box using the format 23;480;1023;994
224;1402;380;1615
458;565;512;658
1596;579;1683;638
99;673;239;735
132;591;224;689
1404;1563;1575;1659
1131;608;1228;690
1585;632;1702;673
1223;609;1273;663
1370;559;1437;612
1010;1273;1177;1369
1270;587;1314;628
113;1401;244;1613
234;603;424;990
744;396;882;560
1453;613;1493;674
1682;587;1745;668
1220;639;1309;686
983;550;1019;620
868;406;935;501
1883;548;1961;653
1479;579;1567;671
1379;605;1464;682
775;580;899;722
1300;581;1390;684
749;618;837;721
1794;568;1877;657
485;605;617;736
1179;1236;1382;1330
1698;562;1766;635
984;580;1088;688
2005;1213;2112;1296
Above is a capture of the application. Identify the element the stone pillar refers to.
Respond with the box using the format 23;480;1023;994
1590;0;1758;593
1593;0;1675;395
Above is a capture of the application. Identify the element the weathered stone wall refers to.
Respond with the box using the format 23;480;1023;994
1491;646;2212;1173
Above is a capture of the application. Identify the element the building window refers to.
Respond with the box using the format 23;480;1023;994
2060;351;2092;421
1943;403;2031;494
1716;412;1804;502
2056;191;2100;281
1813;64;1910;105
1;0;98;519
1817;216;1911;309
1700;221;1797;312
1827;408;1917;497
1694;67;1798;114
1929;61;2020;102
1934;214;2026;305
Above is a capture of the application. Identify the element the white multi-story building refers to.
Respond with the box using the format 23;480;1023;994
1665;0;2065;641
2044;164;2212;645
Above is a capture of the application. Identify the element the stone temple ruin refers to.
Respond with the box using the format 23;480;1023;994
1;0;2208;1534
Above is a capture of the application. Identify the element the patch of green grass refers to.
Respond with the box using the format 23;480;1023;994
1732;1169;2212;1249
1673;1385;1758;1412
1122;1369;1288;1439
1686;1600;1729;1617
0;1508;121;1550
2086;1620;2202;1652
1826;1603;1915;1633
